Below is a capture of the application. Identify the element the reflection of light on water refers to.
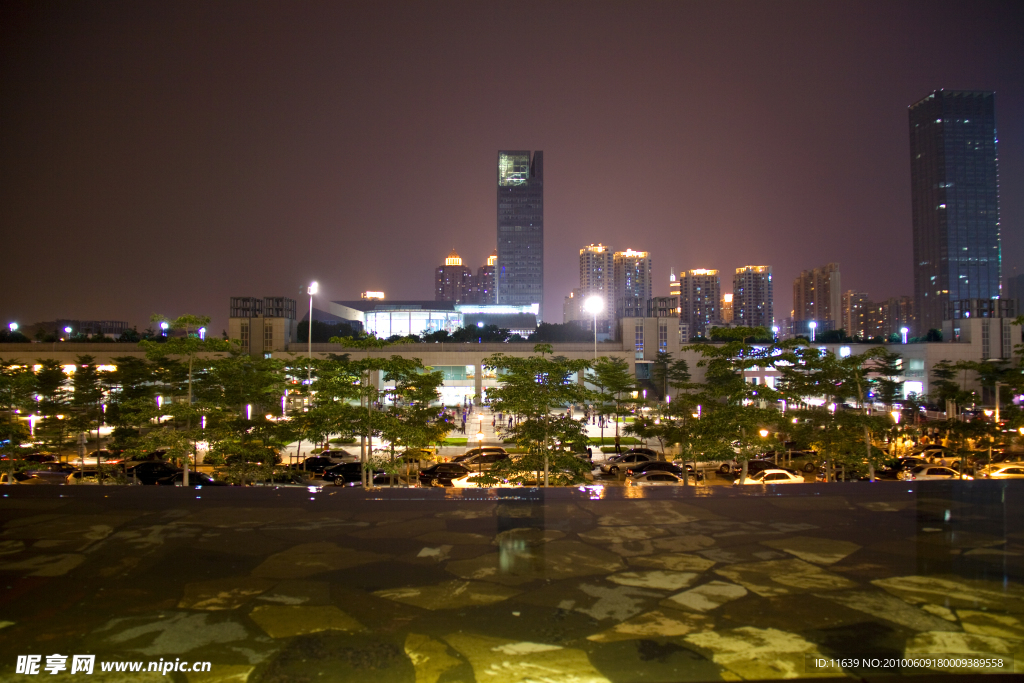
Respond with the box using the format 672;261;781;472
578;485;605;500
499;537;528;573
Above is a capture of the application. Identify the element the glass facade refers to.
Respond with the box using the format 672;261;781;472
910;90;1000;334
364;310;461;338
497;151;544;318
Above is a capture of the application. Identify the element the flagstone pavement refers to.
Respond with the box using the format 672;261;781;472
0;481;1022;682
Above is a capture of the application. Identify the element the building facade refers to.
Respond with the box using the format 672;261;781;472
579;243;615;334
613;249;652;321
228;297;298;355
732;265;773;329
435;250;473;304
910;90;1000;335
469;250;498;305
793;262;841;328
678;269;722;338
497;151;544;317
563;288;583;325
841;290;870;338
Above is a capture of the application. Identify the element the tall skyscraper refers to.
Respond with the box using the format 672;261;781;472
720;293;734;323
435;249;473;304
793;263;841;330
613;249;652;319
732;266;773;330
579;243;615;333
497;151;544;317
910;90;1000;335
679;269;721;338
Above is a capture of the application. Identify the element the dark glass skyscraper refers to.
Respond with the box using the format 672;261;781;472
497;151;543;317
910;90;1000;334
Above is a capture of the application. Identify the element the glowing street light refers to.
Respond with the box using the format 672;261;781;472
198;327;206;340
808;321;817;342
900;326;909;344
583;295;604;360
771;325;779;340
159;321;169;338
891;410;901;424
759;429;769;438
307;281;318;384
8;322;17;332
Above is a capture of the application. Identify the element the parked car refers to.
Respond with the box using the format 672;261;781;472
735;469;805;485
625;471;687;487
66;470;119;485
898;465;973;481
0;472;49;485
127;461;182;485
732;459;797;478
459;449;510;471
317;449;358;461
417;462;470;487
88;449;124;464
322;461;382;485
599;452;652;475
253;470;325;489
294;456;340;473
452;447;508;463
24;462;76;484
624;461;692;479
977;465;1024;479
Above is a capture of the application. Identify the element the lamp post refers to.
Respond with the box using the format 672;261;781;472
8;322;17;333
307;281;318;386
771;325;779;340
900;326;909;344
583;295;604;360
198;327;206;340
808;321;816;342
159;321;168;338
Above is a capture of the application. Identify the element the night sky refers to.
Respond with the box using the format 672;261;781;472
2;1;1023;334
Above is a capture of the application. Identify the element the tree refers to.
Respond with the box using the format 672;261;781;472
528;322;593;343
70;355;106;477
34;360;70;459
591;356;637;444
141;314;230;483
0;361;34;481
651;351;690;401
482;344;592;486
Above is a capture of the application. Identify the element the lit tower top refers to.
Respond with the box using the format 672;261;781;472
486;250;497;267
445;249;463;267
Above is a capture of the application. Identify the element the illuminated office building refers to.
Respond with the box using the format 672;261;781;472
497;151;544;318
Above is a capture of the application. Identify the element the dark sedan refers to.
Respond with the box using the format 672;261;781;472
127;460;182;485
625;460;704;481
417;462;470;487
321;461;382;485
161;471;230;486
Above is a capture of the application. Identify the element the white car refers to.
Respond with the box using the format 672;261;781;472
899;466;973;481
450;472;512;488
734;469;804;485
625;471;685;486
978;465;1024;479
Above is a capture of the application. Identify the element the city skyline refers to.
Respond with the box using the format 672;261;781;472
1;2;1022;334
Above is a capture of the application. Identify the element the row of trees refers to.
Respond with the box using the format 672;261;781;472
3;316;1023;487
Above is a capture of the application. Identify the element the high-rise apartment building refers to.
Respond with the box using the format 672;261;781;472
721;294;734;323
497;151;544;317
613;249;652;319
579;243;615;333
910;90;1000;335
1006;273;1024;319
563;288;583;324
678;269;722;338
468;250;497;305
841;290;870;338
435;249;473;304
793;263;841;328
732;265;773;330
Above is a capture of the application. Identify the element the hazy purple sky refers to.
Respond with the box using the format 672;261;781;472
2;1;1022;333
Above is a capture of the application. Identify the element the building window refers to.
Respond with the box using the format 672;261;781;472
240;321;249;350
658;320;668;353
635;321;644;360
264;321;273;351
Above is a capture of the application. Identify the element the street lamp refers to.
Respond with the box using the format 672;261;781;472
771;325;779;340
759;429;769;438
307;281;318;384
8;322;17;333
159;321;169;337
808;321;816;342
583;295;604;360
900;326;909;344
198;327;206;340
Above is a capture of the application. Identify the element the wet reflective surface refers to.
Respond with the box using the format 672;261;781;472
0;482;1022;681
